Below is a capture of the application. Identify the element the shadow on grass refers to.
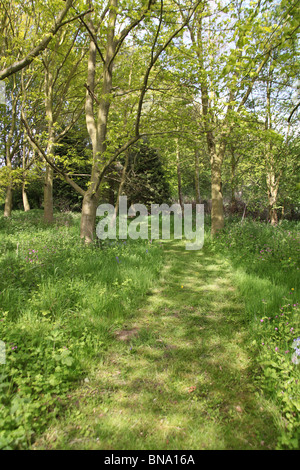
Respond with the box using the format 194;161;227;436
34;240;280;450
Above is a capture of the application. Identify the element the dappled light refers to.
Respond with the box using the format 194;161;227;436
32;240;280;450
0;0;299;452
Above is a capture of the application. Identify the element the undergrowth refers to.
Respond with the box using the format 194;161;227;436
0;210;163;449
211;218;300;449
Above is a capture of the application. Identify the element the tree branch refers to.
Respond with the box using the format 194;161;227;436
0;0;75;80
135;0;201;136
22;114;86;197
107;0;157;70
288;100;300;123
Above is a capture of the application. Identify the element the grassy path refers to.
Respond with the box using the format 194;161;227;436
34;240;279;450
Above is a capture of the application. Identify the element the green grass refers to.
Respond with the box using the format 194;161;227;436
211;217;300;322
210;217;300;448
0;210;163;449
0;211;299;449
31;239;281;450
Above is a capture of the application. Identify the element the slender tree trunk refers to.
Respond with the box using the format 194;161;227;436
265;66;280;226
22;144;30;212
230;150;237;213
4;77;17;217
195;148;201;204
43;65;55;223
176;137;184;211
267;168;279;225
195;15;225;235
22;182;30;212
114;151;129;217
44;163;54;223
4;150;13;218
4;184;13;217
113;57;133;220
211;144;225;235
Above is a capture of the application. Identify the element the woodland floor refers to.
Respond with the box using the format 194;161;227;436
33;240;280;450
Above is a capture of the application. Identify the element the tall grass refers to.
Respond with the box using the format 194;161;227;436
209;217;300;448
208;218;299;320
0;210;164;449
1;211;299;449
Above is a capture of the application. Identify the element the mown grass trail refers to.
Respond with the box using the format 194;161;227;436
34;240;280;450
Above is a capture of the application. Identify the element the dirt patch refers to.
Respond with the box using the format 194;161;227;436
114;327;140;342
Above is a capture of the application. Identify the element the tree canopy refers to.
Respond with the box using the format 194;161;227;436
0;0;299;235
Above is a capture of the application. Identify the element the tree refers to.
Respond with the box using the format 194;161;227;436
21;18;87;222
0;0;87;80
184;0;300;234
123;140;171;208
45;0;200;243
0;74;22;217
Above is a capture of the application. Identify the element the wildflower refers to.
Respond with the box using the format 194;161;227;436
275;328;278;331
292;338;300;349
292;354;300;365
275;347;279;352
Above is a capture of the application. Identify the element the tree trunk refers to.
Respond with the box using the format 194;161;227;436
230;150;237;213
267;169;279;226
80;1;117;243
176;138;184;211
211;147;225;235
44;163;54;223
265;68;279;227
269;206;278;225
22;144;30;212
4;152;13;218
22;182;30;212
195;14;225;236
80;191;99;244
4;185;13;217
4;77;17;218
195;148;201;204
114;151;129;218
43;64;55;224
